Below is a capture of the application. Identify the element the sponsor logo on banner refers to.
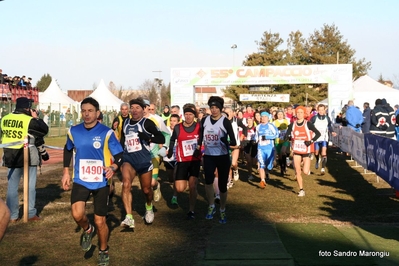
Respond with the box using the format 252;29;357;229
364;134;399;190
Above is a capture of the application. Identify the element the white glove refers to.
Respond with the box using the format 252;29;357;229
158;146;167;157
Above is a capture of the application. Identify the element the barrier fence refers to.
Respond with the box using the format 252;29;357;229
332;124;399;191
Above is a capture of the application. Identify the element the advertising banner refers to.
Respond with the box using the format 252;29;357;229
364;134;399;190
239;94;290;102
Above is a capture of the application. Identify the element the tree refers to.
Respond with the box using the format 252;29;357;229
304;24;370;79
223;24;371;107
35;73;52;92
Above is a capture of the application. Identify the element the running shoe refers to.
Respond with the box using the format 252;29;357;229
233;169;239;181
187;211;195;220
248;174;254;181
153;185;162;202
227;180;234;189
205;206;216;220
286;157;291;167
321;168;325;175
171;197;178;205
144;208;154;224
259;180;266;189
121;216;135;228
98;249;109;266
219;211;227;224
80;224;95;251
298;190;305;197
266;173;270;181
214;194;220;204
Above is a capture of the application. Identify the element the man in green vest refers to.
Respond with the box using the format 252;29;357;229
1;97;49;222
112;102;131;147
161;105;171;125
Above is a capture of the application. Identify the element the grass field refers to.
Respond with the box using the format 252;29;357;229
0;141;398;265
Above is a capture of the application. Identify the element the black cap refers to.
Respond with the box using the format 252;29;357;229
246;104;252;108
16;97;33;109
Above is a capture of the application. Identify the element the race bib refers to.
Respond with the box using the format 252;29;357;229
182;139;197;157
293;140;307;152
79;159;104;182
125;133;142;153
204;129;219;147
259;139;270;146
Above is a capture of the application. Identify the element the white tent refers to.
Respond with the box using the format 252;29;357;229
352;75;399;108
87;79;123;111
38;79;77;112
320;75;399;109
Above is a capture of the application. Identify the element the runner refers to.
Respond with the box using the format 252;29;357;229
120;98;165;228
284;106;321;196
167;107;201;219
273;110;291;176
61;97;123;266
197;96;237;224
309;104;337;175
254;111;279;188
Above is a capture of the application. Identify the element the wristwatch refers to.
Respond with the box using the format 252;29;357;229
110;166;117;172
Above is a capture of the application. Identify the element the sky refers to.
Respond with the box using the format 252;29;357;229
1;0;398;91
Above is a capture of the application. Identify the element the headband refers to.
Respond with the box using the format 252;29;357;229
261;111;270;117
183;108;196;115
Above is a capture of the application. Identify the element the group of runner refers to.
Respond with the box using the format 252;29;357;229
60;96;336;266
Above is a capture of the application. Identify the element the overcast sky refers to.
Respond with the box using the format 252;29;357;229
1;0;398;91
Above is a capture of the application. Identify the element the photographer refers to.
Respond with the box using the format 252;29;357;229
1;97;49;222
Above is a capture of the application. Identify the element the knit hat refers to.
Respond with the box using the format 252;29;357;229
208;96;224;111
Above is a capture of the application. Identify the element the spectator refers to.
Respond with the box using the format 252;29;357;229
362;102;371;134
345;100;363;132
0;69;4;84
370;99;387;136
1;97;49;222
381;99;395;139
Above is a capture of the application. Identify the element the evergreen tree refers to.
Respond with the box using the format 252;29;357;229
35;73;52;92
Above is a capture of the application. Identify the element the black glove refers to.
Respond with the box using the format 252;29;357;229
38;145;50;161
220;136;229;146
167;148;173;159
355;124;361;128
240;140;249;147
138;131;150;141
261;135;266;141
193;148;201;158
304;140;312;147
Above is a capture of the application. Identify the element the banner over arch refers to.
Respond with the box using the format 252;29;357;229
170;64;352;118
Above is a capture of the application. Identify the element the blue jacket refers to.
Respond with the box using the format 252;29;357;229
362;107;371;134
345;106;363;132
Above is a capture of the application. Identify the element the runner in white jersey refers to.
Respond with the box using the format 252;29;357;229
197;96;237;224
309;104;336;175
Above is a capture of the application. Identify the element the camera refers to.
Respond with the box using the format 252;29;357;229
35;137;49;161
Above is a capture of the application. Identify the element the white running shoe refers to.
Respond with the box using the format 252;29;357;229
227;180;234;189
233;169;239;181
321;168;325;175
153;185;162;202
144;208;154;224
298;190;305;197
121;216;135;228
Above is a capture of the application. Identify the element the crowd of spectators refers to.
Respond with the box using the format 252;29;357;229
0;68;33;89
